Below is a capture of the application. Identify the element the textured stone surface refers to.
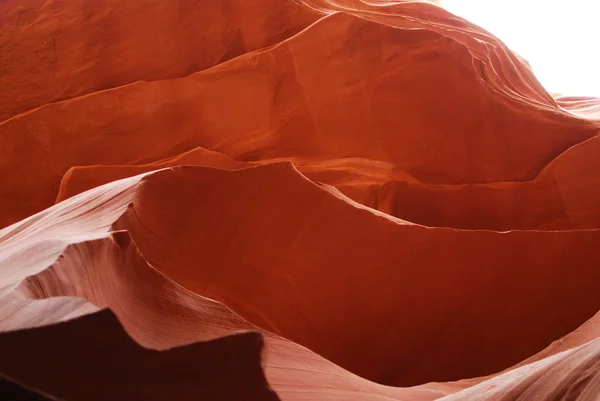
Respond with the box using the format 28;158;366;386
1;0;600;399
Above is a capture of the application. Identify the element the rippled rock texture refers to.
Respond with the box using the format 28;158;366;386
1;0;600;400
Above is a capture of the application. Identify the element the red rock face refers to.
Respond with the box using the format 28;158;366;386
1;0;600;400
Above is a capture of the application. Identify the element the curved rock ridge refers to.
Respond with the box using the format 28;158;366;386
56;132;600;231
0;0;319;121
557;95;600;121
2;0;600;399
1;11;599;228
74;164;600;385
298;1;579;112
4;0;573;123
5;163;600;392
18;232;448;401
441;339;600;401
366;134;600;230
1;165;599;399
0;171;444;400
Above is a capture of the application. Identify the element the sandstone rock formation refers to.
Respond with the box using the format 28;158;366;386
1;0;599;400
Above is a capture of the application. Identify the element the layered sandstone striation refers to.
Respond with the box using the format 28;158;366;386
1;0;600;400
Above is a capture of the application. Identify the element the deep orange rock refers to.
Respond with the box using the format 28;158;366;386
2;161;600;398
0;0;318;121
2;0;600;399
1;12;598;228
109;164;600;385
366;135;600;230
19;232;447;400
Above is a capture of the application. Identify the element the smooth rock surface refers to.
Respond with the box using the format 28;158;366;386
2;0;600;400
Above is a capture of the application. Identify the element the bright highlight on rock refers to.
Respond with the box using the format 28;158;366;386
441;0;600;97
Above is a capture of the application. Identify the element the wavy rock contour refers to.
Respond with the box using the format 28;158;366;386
2;0;600;400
